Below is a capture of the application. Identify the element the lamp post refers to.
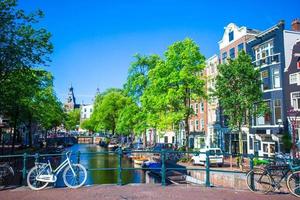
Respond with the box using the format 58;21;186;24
287;107;300;158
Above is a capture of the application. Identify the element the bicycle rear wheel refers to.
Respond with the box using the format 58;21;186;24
27;166;49;190
287;171;300;197
63;164;87;189
246;169;272;194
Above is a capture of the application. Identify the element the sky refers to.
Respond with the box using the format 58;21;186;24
19;0;299;104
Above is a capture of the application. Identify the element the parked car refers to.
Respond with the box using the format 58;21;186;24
191;148;224;167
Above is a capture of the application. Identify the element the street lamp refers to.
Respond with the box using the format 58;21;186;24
287;107;300;158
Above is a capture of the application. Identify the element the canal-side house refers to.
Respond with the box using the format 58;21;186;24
284;19;300;146
188;98;207;149
217;23;259;154
246;20;300;157
205;55;220;148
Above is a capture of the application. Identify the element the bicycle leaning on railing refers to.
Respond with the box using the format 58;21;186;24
27;151;87;190
0;162;14;187
246;153;300;197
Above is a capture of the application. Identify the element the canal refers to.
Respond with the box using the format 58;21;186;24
55;144;156;186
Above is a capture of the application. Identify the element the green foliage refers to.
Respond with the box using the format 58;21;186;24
215;51;266;154
253;158;269;166
64;109;80;131
89;89;128;134
282;132;292;153
80;119;95;132
145;38;206;147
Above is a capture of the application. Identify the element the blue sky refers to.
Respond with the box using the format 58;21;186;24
19;0;298;104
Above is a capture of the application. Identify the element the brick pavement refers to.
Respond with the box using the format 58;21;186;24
0;184;298;200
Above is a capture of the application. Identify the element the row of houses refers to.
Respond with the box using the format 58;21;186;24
154;19;300;157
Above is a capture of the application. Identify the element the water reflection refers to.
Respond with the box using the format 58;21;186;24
65;144;148;185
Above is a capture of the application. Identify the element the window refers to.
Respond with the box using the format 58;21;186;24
249;137;253;150
291;92;300;110
190;104;194;113
254;41;274;61
238;43;244;52
90;108;93;112
84;114;86;119
274;99;282;124
229;31;234;42
257;100;271;125
84;108;87;112
261;70;270;90
222;52;227;63
195;103;199;114
273;68;280;88
290;73;299;84
200;102;204;112
200;119;204;130
263;143;268;153
195;120;199;130
229;48;235;59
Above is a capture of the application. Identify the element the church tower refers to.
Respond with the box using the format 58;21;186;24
64;85;78;112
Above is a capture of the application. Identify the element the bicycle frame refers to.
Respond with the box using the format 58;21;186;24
36;152;76;179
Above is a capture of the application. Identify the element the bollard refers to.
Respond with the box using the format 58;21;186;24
117;148;122;186
249;154;254;190
205;150;210;187
161;149;166;186
22;153;27;185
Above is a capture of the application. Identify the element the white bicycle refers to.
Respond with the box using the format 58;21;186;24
27;151;87;190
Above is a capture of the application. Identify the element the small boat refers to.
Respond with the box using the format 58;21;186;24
99;140;108;148
108;141;119;151
133;157;149;165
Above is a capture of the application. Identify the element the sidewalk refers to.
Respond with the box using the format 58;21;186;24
0;184;297;200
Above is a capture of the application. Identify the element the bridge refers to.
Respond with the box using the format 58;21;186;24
0;185;296;200
75;136;102;144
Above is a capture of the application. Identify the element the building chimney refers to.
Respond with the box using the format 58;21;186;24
292;19;300;32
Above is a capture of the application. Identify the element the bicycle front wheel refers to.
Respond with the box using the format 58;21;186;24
27;166;49;190
287;171;300;197
63;164;87;189
246;169;272;194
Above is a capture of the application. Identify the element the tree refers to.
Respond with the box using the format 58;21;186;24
215;51;265;155
65;109;80;131
146;38;206;150
124;54;161;144
90;89;127;135
0;0;53;84
116;97;140;136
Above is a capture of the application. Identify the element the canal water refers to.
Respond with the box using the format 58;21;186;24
55;144;156;186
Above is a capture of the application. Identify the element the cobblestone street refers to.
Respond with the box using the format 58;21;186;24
0;184;298;200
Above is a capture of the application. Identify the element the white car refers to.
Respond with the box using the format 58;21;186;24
191;148;224;167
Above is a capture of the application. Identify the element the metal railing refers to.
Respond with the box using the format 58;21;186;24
0;149;292;187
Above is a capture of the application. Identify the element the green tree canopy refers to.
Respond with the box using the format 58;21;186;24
145;38;206;149
215;51;265;154
64;109;80;131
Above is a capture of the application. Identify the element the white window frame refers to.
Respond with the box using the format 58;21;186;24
291;92;300;111
289;73;299;85
273;67;280;89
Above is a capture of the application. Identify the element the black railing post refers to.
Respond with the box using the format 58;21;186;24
77;151;81;164
161;149;166;186
117;147;122;186
22;153;27;185
205;150;210;187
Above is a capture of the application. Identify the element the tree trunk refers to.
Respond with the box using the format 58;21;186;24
238;123;243;168
11;113;18;154
185;117;189;151
142;130;147;148
28;116;33;148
